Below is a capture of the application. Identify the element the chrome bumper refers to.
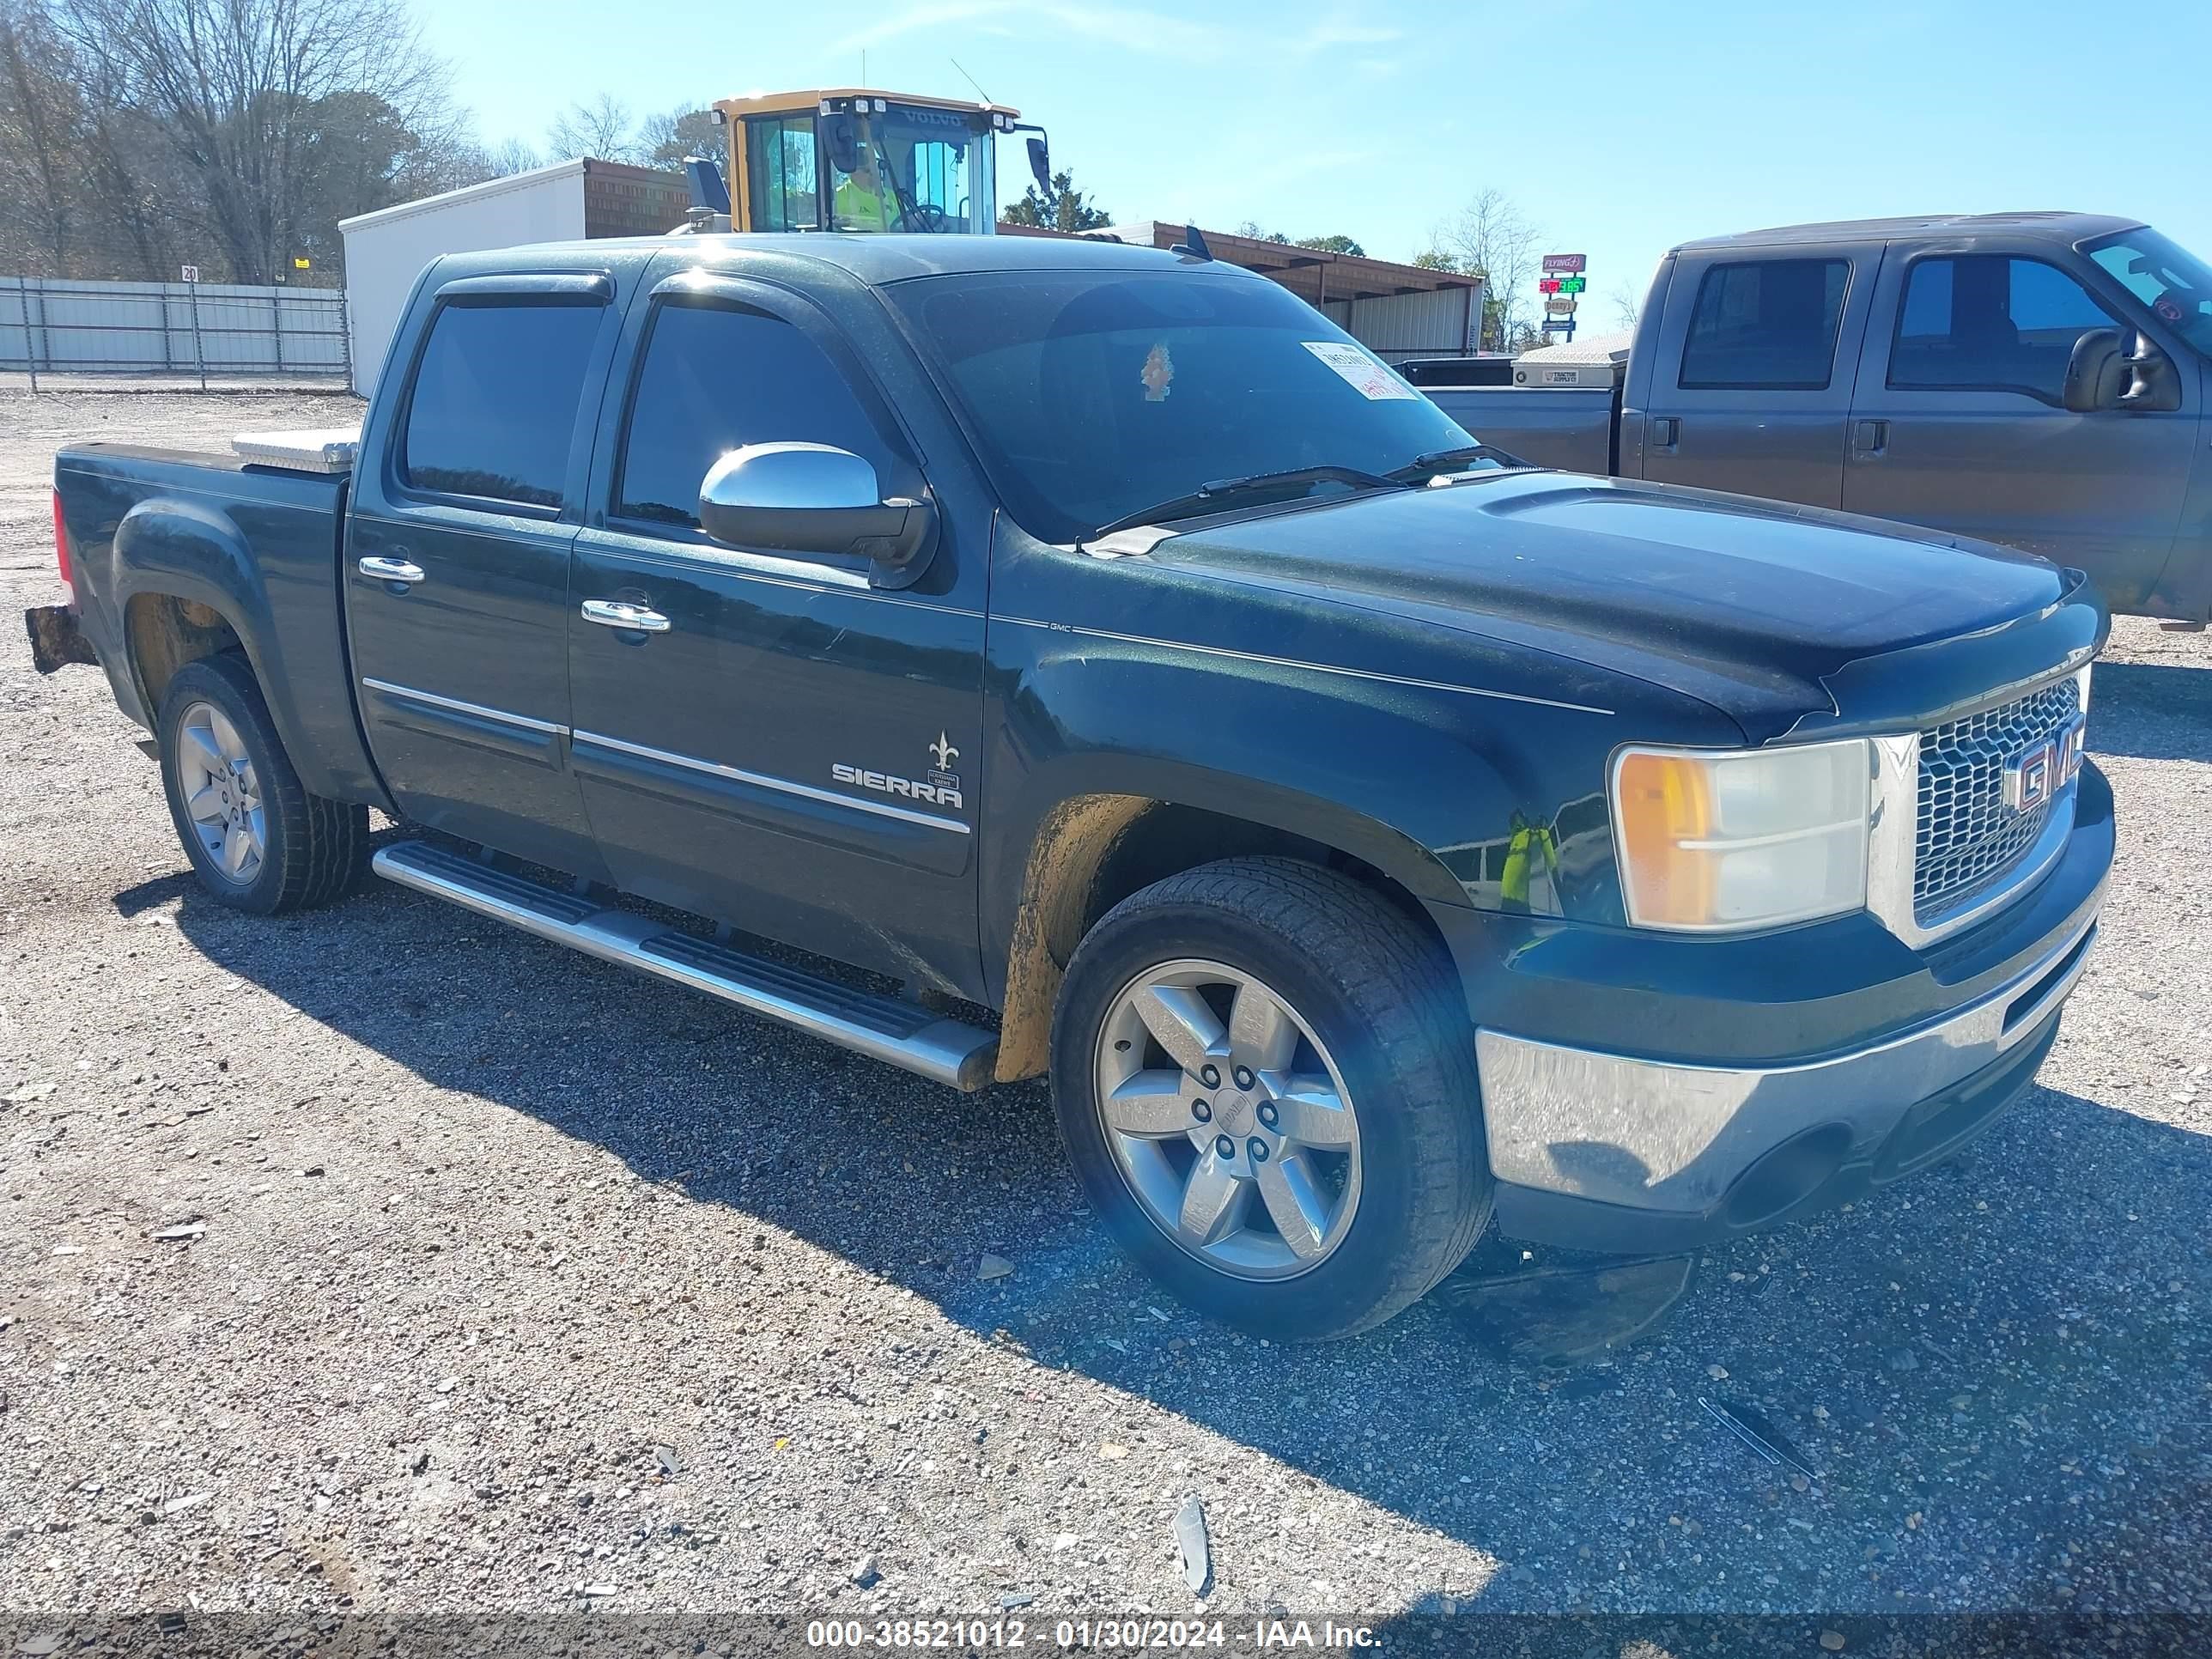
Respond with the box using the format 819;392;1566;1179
1474;915;2098;1216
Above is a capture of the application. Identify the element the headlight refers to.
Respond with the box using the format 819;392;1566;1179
1611;738;1871;932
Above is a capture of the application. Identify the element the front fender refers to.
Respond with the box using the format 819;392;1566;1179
991;647;1489;911
976;630;1658;1084
980;618;1650;969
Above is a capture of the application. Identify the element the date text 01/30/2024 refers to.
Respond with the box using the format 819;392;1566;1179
803;1617;1377;1649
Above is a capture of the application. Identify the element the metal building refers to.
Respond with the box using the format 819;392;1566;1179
1020;222;1485;362
338;158;690;393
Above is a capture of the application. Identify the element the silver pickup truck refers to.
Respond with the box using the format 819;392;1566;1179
1431;212;2212;623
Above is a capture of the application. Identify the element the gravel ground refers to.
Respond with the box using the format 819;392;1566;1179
2;389;2208;1626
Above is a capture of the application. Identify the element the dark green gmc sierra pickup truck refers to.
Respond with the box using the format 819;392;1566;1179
28;232;2112;1340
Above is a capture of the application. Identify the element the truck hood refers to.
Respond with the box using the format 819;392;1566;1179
1142;473;2105;741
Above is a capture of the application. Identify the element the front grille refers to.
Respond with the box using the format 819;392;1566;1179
1914;678;2080;922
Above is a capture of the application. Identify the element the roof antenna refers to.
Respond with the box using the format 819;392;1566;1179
1170;223;1212;262
950;56;991;103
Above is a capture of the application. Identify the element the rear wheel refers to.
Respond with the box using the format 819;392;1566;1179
1050;858;1492;1341
156;653;367;914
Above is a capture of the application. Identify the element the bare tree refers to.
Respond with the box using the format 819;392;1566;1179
1608;278;1641;332
547;93;636;163
46;0;451;283
0;3;79;269
483;135;544;177
1431;187;1543;350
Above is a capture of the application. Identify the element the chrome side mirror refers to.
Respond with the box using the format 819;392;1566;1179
697;443;938;586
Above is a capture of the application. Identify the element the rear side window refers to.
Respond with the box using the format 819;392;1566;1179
1890;256;2122;404
615;301;890;528
400;302;603;507
1680;258;1850;390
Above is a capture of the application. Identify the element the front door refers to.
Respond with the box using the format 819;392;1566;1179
1843;249;2195;612
565;272;985;996
346;274;620;878
1632;245;1879;507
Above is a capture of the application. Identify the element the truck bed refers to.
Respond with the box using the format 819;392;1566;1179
1426;386;1620;477
52;441;381;804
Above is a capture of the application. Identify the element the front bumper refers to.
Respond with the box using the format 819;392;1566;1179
1434;763;2114;1254
1480;915;2093;1252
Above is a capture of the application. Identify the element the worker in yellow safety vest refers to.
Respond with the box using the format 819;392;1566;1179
1498;811;1559;915
832;131;893;232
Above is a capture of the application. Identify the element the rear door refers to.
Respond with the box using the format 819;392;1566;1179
563;268;986;995
1843;246;2194;611
345;269;620;878
1633;243;1879;507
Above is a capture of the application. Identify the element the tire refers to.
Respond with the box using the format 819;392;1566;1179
155;653;368;915
1049;857;1492;1341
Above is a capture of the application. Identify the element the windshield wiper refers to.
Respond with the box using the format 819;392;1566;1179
1084;465;1406;544
1386;443;1529;482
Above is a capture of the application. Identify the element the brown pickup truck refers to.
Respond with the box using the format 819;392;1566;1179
1425;212;2212;623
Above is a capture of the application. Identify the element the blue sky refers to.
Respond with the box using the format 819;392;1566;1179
425;0;2212;331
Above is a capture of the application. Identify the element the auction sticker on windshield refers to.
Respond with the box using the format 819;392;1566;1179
1302;341;1419;400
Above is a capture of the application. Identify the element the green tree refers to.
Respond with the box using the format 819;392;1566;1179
1000;167;1110;232
289;90;417;270
640;104;720;171
1238;222;1365;257
1412;248;1462;271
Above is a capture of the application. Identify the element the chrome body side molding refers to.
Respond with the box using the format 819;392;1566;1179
570;729;971;836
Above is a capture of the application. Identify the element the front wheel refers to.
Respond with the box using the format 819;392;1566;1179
156;653;368;914
1049;858;1492;1341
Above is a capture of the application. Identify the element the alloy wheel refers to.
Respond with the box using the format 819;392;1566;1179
174;700;266;884
1093;958;1362;1279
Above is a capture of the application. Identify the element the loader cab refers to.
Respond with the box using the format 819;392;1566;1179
709;89;1042;236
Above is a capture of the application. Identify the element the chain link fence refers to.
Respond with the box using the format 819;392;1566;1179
2;275;350;390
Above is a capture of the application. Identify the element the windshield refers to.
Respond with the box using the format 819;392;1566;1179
825;104;994;234
2083;226;2212;356
884;269;1498;544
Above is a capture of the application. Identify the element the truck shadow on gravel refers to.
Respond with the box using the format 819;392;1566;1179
122;838;2211;1613
2086;659;2212;762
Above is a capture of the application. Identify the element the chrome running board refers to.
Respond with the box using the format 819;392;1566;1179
372;842;998;1092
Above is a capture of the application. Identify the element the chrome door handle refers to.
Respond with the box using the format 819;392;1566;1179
358;556;425;586
580;599;671;634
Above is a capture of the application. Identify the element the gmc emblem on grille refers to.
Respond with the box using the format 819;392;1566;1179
2003;718;2086;811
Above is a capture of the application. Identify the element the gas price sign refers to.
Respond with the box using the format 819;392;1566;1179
1535;257;1590;341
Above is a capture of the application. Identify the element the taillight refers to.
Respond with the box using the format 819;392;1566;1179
52;489;73;590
